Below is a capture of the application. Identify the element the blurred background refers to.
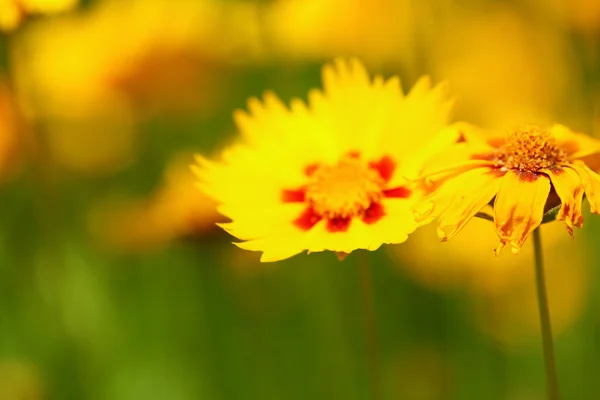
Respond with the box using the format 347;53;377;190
0;0;600;399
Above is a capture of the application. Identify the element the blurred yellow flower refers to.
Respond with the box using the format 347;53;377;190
389;219;589;343
428;6;579;128
11;0;258;173
0;79;22;179
0;359;44;400
193;59;454;262
415;123;600;254
0;0;77;31
524;0;600;37
265;0;417;68
88;152;220;252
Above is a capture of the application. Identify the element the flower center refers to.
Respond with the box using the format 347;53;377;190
497;125;566;172
306;154;385;219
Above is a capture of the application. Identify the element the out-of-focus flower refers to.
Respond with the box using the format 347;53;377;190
428;6;579;128
0;79;22;180
523;0;600;37
0;0;77;31
0;359;44;400
265;0;417;68
88;152;220;252
193;59;454;262
415;123;600;254
11;0;261;173
389;219;589;343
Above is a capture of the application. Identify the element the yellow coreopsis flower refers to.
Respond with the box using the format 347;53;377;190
415;123;600;254
193;59;454;262
0;0;77;31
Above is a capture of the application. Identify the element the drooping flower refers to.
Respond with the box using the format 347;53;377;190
193;59;454;262
415;123;600;254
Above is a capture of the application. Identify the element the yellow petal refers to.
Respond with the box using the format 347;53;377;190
414;167;497;228
434;170;502;241
551;124;600;160
494;171;551;254
543;166;584;235
567;160;600;214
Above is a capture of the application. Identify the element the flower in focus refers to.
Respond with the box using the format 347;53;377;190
0;0;77;31
415;123;600;254
89;152;220;252
193;59;454;262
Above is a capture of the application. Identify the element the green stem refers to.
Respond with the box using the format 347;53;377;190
532;228;559;400
358;252;382;400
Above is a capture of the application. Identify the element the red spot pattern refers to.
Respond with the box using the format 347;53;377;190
281;188;306;202
369;156;395;183
304;164;319;176
293;207;322;231
327;217;352;232
282;152;412;233
383;187;411;198
362;202;385;225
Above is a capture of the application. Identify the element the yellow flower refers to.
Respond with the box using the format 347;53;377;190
523;0;600;37
427;6;579;129
416;123;600;254
0;78;22;180
265;0;417;68
11;0;249;173
0;0;77;31
0;359;44;400
193;59;454;262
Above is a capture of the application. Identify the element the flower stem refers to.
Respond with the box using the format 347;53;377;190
532;228;559;400
358;252;382;400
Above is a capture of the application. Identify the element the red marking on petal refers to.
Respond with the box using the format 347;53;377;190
383;186;412;198
326;217;352;232
487;137;506;148
487;169;507;178
293;207;322;231
362;202;385;224
347;151;361;159
369;156;396;183
305;164;319;176
547;166;564;175
516;170;539;182
471;153;496;161
456;131;467;143
281;188;306;203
